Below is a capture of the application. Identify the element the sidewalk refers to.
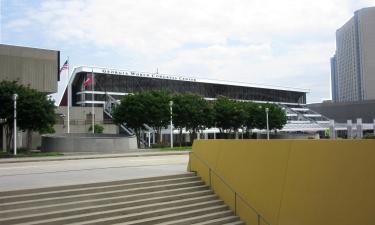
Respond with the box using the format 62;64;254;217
0;150;190;164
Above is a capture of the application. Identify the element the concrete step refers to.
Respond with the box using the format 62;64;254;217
72;204;229;225
157;210;235;225
0;180;205;209
0;176;200;202
0;173;245;225
18;200;225;225
0;184;208;211
0;189;213;218
0;194;219;224
194;215;242;224
0;172;195;197
223;221;246;225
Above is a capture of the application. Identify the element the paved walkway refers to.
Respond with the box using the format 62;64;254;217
0;154;189;191
0;150;190;164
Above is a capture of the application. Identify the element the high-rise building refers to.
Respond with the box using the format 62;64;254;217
331;7;375;102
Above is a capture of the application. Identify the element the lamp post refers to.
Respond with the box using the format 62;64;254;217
12;94;18;155
169;100;173;148
265;107;269;140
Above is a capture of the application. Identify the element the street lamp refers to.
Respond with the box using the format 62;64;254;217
12;93;18;155
265;107;270;140
258;105;270;140
169;100;173;148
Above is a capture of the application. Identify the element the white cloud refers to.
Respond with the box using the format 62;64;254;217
5;0;375;102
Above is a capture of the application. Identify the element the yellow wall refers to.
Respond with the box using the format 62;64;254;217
189;140;375;225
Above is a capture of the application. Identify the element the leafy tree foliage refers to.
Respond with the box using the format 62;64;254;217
0;81;56;150
144;90;171;132
172;93;213;144
112;90;287;145
213;96;246;133
112;93;148;146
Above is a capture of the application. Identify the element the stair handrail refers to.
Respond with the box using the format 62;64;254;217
189;151;272;225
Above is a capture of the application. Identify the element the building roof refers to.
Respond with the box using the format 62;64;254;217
71;66;310;93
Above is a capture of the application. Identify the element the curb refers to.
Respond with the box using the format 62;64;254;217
0;151;190;164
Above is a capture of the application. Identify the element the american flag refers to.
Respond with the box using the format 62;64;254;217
59;60;69;74
83;73;93;87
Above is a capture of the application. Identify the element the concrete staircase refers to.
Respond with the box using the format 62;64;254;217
0;173;244;225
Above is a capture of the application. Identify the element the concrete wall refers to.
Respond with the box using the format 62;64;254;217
308;100;375;123
189;140;375;225
359;7;375;100
42;133;137;153
0;44;58;93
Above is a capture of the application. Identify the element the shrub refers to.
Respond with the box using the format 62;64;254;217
88;124;104;134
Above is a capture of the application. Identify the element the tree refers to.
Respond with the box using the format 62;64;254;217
254;103;287;130
0;81;56;151
144;90;171;144
112;90;172;147
112;93;148;147
172;93;212;145
213;96;246;136
241;101;258;134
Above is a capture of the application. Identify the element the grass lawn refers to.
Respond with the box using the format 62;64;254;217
0;151;64;158
158;146;192;151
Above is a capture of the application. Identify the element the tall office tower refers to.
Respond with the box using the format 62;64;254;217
331;7;375;102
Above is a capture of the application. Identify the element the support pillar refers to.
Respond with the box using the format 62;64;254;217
329;120;336;139
347;120;353;139
356;118;363;139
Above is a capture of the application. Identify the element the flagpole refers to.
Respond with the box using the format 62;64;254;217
92;68;95;134
67;56;70;133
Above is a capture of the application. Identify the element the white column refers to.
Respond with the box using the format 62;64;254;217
329;120;336;139
67;63;71;134
197;131;200;140
347;120;352;139
373;119;375;136
148;132;151;147
356;118;363;139
169;101;173;148
92;69;95;134
13;94;18;155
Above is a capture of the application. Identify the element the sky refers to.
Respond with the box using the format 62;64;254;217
1;0;374;103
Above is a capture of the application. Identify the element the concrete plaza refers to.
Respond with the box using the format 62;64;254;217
0;154;189;191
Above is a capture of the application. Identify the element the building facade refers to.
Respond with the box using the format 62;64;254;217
0;44;60;93
331;7;375;102
0;44;60;150
63;66;307;107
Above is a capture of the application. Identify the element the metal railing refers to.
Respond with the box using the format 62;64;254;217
189;151;272;225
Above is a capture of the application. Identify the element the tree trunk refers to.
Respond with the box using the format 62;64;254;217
26;129;33;150
6;125;12;152
135;129;141;148
179;128;183;147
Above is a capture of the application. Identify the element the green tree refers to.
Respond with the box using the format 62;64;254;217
172;93;212;145
0;81;56;151
113;90;172;147
144;90;171;143
213;96;246;136
241;101;258;134
255;103;287;130
112;93;148;147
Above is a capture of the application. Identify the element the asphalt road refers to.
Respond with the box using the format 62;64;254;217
0;155;189;192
